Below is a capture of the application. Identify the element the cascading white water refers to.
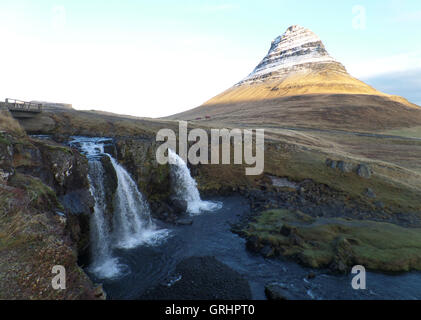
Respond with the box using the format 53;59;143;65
168;149;222;215
71;137;169;279
109;156;169;249
75;139;125;279
87;160;124;279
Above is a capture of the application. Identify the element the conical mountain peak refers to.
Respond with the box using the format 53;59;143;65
238;25;347;85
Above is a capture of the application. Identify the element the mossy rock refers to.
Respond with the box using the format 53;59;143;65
244;209;421;273
8;173;62;211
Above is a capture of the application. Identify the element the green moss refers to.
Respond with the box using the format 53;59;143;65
0;133;11;145
9;173;63;211
245;209;421;272
40;143;73;155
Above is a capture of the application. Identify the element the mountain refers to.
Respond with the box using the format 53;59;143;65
238;25;354;86
169;25;421;131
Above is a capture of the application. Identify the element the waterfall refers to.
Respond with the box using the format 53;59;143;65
109;156;169;249
86;159;123;279
168;149;222;215
71;137;169;279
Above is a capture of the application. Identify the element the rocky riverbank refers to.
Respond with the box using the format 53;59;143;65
230;180;421;273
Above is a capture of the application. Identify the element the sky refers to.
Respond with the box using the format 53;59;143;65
0;0;420;118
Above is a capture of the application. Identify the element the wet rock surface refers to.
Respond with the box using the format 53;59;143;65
265;282;297;300
138;256;252;300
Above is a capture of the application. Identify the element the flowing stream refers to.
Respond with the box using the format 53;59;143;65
69;137;421;299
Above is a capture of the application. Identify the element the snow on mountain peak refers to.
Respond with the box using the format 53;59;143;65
238;25;347;85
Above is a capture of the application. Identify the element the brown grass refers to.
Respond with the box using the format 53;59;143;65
168;94;421;132
0;110;25;136
201;69;417;108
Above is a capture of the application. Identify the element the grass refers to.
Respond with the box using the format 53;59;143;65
170;93;421;133
24;108;174;138
245;209;421;272
33;139;74;155
196;137;421;212
8;173;62;211
0;110;25;136
0;184;96;299
199;66;406;106
269;149;421;211
382;126;421;139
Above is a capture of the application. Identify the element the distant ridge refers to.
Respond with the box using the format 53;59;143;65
30;101;73;109
168;25;421;131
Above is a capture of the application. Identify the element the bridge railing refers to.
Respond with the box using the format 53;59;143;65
3;99;42;113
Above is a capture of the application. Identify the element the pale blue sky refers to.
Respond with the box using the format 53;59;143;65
0;0;420;117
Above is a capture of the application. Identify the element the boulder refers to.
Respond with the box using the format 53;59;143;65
375;201;385;209
337;161;353;173
265;283;294;300
246;236;262;253
171;198;188;215
260;245;276;258
280;224;297;237
330;237;355;274
103;143;117;158
357;164;372;178
326;158;337;169
154;202;174;220
364;188;376;199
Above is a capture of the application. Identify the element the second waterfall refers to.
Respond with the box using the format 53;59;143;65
168;149;222;215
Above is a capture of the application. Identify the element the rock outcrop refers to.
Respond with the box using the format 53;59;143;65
0;130;101;299
242;208;421;273
326;158;372;178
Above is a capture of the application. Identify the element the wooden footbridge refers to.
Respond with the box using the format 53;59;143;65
0;99;43;118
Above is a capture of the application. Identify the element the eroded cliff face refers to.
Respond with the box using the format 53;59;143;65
0;129;103;299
